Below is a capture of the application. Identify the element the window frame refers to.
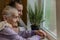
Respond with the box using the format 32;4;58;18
40;0;57;40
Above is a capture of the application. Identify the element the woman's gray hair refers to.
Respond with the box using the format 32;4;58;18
2;6;18;17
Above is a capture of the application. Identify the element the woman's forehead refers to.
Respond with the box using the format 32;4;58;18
16;3;23;10
12;12;19;17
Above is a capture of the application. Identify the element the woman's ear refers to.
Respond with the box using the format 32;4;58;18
3;15;7;21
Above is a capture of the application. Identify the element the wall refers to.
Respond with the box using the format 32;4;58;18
22;0;27;25
0;0;10;21
56;0;60;40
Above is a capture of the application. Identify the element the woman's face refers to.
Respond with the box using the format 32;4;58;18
6;12;19;27
15;3;23;17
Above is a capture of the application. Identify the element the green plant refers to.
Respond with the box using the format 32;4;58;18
28;3;44;27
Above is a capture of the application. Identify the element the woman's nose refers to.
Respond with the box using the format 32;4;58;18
17;17;19;22
18;12;23;16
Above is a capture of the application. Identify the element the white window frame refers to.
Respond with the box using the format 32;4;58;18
41;0;57;40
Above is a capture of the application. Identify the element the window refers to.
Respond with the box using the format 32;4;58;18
42;0;57;38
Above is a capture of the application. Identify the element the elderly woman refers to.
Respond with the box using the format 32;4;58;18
0;6;46;40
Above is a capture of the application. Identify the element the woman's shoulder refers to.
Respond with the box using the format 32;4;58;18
0;21;12;31
0;21;6;30
0;21;17;35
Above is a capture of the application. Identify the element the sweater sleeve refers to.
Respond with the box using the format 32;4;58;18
0;26;26;40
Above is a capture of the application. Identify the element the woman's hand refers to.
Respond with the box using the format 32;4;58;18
34;30;46;39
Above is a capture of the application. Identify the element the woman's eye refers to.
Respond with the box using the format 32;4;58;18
18;10;21;12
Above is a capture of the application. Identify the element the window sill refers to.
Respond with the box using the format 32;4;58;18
41;27;57;40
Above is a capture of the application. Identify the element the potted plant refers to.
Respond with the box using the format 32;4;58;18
28;3;44;30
